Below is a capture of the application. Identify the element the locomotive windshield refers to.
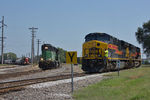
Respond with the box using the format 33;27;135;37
85;33;110;42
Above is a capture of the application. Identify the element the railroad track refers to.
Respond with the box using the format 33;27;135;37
0;73;86;94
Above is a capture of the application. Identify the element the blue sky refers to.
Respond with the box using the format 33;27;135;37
0;0;150;58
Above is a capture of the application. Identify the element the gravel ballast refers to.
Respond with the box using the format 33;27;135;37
0;73;107;100
0;64;83;83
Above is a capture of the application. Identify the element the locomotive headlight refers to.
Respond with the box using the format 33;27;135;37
45;47;48;50
40;58;44;61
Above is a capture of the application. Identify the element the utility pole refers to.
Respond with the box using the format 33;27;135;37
0;16;7;64
37;39;41;63
29;27;38;65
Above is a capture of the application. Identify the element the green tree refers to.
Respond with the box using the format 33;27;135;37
57;48;66;63
135;20;150;57
4;52;17;61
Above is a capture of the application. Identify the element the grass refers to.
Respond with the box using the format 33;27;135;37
0;64;9;66
73;65;150;100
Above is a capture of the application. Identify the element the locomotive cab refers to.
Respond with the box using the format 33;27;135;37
82;33;109;72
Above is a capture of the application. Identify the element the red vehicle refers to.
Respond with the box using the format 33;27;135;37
24;57;29;64
15;57;30;65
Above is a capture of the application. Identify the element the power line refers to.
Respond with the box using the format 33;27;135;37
0;16;7;64
29;27;38;65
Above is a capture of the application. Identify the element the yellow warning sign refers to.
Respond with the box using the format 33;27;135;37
66;51;77;64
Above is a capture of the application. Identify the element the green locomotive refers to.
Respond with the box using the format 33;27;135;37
39;44;60;70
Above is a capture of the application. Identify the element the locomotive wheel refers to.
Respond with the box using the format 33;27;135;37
135;61;141;68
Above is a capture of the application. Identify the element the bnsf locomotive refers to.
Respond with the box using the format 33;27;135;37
39;44;60;70
82;32;141;73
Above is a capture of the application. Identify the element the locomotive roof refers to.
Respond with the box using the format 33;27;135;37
85;32;108;38
85;32;139;48
42;44;58;51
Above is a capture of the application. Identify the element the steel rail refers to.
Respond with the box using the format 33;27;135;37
0;73;86;94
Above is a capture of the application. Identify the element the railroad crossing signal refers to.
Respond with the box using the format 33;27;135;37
66;51;77;64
